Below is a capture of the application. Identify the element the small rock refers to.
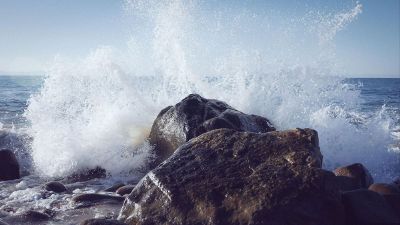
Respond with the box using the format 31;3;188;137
104;183;125;192
0;149;20;181
67;167;107;182
72;193;124;207
19;210;51;221
369;183;400;195
44;181;67;193
342;189;400;224
334;163;374;188
80;219;127;225
116;185;135;196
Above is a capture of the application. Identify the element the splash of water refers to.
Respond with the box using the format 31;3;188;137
25;0;398;180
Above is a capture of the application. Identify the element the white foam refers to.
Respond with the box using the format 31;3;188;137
23;0;398;181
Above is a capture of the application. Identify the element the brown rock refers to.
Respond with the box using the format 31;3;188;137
334;163;374;188
0;149;20;181
116;185;135;196
342;189;400;224
369;183;400;195
119;128;344;225
80;219;127;225
148;94;275;167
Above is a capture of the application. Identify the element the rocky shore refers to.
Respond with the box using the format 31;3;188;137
1;94;399;225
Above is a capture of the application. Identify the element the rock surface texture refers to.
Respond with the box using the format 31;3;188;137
0;149;20;181
148;94;275;167
119;128;345;225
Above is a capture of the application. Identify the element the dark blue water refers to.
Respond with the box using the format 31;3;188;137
347;78;400;114
0;76;43;129
1;76;398;128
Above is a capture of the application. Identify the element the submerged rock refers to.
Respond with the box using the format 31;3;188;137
19;210;51;221
43;181;67;193
119;128;344;225
148;94;275;167
0;149;20;181
72;193;125;208
342;189;400;224
116;185;135;196
80;219;128;225
334;163;373;188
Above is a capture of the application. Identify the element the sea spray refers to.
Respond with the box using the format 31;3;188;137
25;0;399;180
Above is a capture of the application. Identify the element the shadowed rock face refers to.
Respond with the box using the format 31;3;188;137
342;190;400;224
119;128;344;225
334;163;374;189
148;94;275;167
0;149;20;181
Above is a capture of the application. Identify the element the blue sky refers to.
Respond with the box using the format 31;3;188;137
0;0;399;77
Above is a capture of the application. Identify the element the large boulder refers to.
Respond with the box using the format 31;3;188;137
148;94;275;167
119;128;345;225
0;149;20;181
334;163;373;189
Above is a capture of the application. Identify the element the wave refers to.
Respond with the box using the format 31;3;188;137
24;0;399;181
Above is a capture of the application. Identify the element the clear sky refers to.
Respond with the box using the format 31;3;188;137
0;0;399;77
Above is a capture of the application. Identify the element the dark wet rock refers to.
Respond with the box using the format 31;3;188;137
119;128;344;225
369;183;400;195
148;94;275;167
342;189;400;224
333;176;363;192
67;167;107;182
116;185;135;196
80;218;128;225
0;149;20;181
104;183;125;192
334;163;373;188
383;194;400;215
19;210;51;221
43;181;67;193
0;131;32;176
72;193;125;208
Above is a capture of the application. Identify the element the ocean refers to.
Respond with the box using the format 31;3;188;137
0;75;399;176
